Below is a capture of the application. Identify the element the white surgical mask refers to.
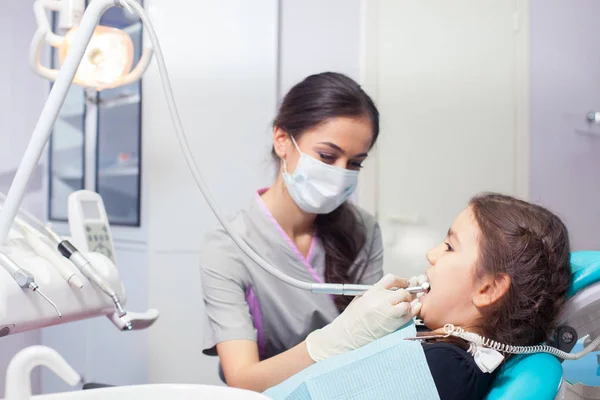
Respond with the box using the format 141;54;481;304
283;137;359;214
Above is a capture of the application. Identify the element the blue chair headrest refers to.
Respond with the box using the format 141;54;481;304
568;251;600;298
486;251;600;399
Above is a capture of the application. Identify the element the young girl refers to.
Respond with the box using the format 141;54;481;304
267;193;572;400
417;193;572;399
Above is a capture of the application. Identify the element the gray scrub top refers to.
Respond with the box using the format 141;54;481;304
200;189;384;360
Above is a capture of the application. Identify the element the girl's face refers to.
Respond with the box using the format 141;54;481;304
418;207;485;331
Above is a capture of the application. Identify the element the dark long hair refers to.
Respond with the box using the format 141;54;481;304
272;72;380;312
469;193;572;347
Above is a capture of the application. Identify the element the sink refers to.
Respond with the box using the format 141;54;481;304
3;346;271;400
28;384;271;400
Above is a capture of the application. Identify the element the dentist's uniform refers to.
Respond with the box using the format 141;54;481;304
200;138;384;361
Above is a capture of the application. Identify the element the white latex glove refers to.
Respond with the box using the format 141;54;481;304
305;274;422;362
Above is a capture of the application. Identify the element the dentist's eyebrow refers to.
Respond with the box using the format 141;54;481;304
317;142;368;158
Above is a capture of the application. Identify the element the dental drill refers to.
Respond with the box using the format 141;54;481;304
0;251;62;317
56;240;126;319
312;282;431;296
57;236;157;331
18;223;84;290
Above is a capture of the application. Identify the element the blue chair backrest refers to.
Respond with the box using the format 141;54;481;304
485;353;563;400
485;251;600;400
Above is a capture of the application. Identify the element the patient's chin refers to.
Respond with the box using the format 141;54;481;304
417;300;439;328
416;302;427;321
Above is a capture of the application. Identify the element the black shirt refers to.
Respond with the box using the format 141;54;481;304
424;342;497;400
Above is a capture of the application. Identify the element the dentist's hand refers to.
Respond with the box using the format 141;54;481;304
305;274;422;362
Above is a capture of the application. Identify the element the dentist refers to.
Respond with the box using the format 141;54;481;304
200;72;419;392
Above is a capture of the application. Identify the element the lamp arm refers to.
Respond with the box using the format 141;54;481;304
120;46;153;86
29;29;60;81
33;0;66;47
0;0;116;245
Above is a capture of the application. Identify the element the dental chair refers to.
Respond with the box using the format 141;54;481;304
486;251;600;400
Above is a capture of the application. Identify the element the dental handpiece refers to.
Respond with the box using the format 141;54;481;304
0;200;83;289
311;282;430;296
406;283;430;293
0;251;62;317
57;240;126;317
12;214;126;318
19;224;84;289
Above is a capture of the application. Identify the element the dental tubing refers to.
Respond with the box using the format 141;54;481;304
127;0;427;297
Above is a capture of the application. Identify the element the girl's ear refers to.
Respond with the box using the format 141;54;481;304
473;273;510;308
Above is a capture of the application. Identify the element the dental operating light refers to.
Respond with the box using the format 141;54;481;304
30;0;152;89
6;0;429;298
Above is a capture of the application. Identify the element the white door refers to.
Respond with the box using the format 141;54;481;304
361;0;528;277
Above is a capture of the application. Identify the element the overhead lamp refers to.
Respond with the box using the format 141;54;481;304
30;0;152;90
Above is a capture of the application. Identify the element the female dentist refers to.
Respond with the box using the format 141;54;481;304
200;72;419;392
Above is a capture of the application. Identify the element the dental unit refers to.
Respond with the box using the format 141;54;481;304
0;0;593;398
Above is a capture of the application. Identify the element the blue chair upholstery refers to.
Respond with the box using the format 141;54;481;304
568;251;600;298
485;354;563;400
485;251;600;400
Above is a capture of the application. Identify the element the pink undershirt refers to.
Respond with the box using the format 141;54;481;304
245;188;331;357
254;188;322;283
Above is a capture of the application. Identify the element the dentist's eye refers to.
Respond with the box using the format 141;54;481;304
318;153;335;163
349;161;364;169
445;242;454;252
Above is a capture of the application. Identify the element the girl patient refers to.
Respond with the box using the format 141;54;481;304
417;192;571;399
268;193;572;400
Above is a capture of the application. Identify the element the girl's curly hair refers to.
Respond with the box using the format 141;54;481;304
470;193;572;346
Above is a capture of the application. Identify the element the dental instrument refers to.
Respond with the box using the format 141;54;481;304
53;202;153;330
0;192;158;333
1;189;139;328
0;194;87;289
17;223;84;289
316;282;430;296
57;239;126;318
0;251;62;318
